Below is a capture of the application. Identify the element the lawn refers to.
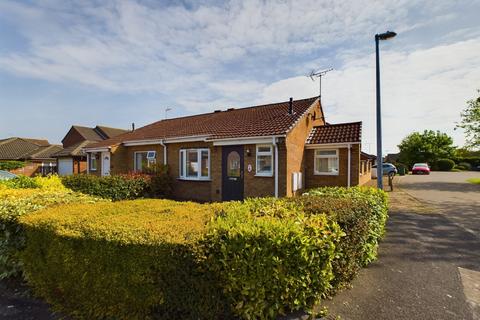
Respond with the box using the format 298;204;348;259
467;178;480;184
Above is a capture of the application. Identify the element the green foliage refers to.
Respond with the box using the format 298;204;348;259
435;158;455;171
453;157;480;169
61;174;151;201
457;90;480;149
0;188;103;279
201;202;342;319
0;175;66;190
467;178;480;185
302;187;389;288
0;161;25;171
61;168;174;201
20;200;226;320
17;187;389;320
397;130;455;168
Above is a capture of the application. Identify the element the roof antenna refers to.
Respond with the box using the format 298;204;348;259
165;107;172;119
308;68;333;102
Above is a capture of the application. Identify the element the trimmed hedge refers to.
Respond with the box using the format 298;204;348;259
20;200;227;320
434;158;455;171
201;201;342;318
18;187;388;320
300;187;389;289
0;188;103;279
0;175;67;190
61;169;173;201
0;161;25;171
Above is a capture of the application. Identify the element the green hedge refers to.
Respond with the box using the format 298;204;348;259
434;158;455;171
61;169;173;201
201;201;342;318
0;161;25;171
20;200;227;319
18;187;388;320
0;188;103;279
300;187;389;289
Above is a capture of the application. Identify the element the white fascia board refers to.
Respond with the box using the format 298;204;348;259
123;139;164;146
305;142;360;149
164;135;210;144
123;135;210;146
212;135;285;146
83;147;110;153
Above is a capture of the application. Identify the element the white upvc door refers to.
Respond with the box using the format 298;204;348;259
101;152;111;176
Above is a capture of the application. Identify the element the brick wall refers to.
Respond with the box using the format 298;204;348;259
305;144;361;188
285;100;324;196
62;127;87;148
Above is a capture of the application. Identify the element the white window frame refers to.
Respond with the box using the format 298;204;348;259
314;149;339;175
134;151;156;172
89;153;97;171
179;148;210;180
255;144;274;177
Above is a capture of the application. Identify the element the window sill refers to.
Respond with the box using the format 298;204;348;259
177;178;211;182
314;172;339;176
255;173;274;177
89;169;97;172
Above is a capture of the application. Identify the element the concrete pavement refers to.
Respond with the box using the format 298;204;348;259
322;172;480;320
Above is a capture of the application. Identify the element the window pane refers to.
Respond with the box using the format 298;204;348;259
257;155;272;174
187;150;198;177
201;150;209;177
317;150;336;156
227;151;240;177
180;151;184;177
135;152;147;172
316;157;338;173
257;146;271;153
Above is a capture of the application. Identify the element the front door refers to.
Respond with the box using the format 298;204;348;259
222;146;244;201
101;152;111;176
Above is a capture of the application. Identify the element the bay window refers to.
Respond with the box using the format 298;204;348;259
314;149;339;175
179;148;210;180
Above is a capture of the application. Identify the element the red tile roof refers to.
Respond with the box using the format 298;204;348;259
88;97;319;148
306;122;362;145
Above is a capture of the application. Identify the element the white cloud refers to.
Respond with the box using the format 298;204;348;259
260;38;480;153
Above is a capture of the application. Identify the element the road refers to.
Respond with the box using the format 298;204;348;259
323;171;480;320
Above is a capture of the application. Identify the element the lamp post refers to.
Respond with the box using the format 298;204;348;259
375;30;396;189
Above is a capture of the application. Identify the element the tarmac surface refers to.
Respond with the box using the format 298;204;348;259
323;171;480;320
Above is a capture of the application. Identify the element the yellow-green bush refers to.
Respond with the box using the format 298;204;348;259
18;187;389;320
0;175;66;191
20;200;228;320
201;203;342;319
0;188;103;279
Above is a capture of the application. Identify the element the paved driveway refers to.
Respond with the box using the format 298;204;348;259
323;171;480;320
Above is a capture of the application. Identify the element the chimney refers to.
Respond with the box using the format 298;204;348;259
131;123;135;131
288;97;293;115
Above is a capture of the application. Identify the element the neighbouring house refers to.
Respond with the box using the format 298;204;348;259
84;97;371;202
384;152;400;163
53;125;128;176
0;137;63;176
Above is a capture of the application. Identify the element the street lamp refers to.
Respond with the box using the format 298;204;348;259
375;30;396;189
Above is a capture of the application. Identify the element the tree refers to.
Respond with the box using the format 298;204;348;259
398;130;455;168
457;90;480;149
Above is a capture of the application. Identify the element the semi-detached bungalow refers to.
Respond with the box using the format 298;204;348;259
84;97;372;202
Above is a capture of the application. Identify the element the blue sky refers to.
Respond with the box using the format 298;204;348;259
1;0;479;154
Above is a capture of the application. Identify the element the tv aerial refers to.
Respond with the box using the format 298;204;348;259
308;68;333;101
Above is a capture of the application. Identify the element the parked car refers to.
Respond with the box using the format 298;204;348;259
372;163;398;178
412;163;430;175
0;170;18;180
